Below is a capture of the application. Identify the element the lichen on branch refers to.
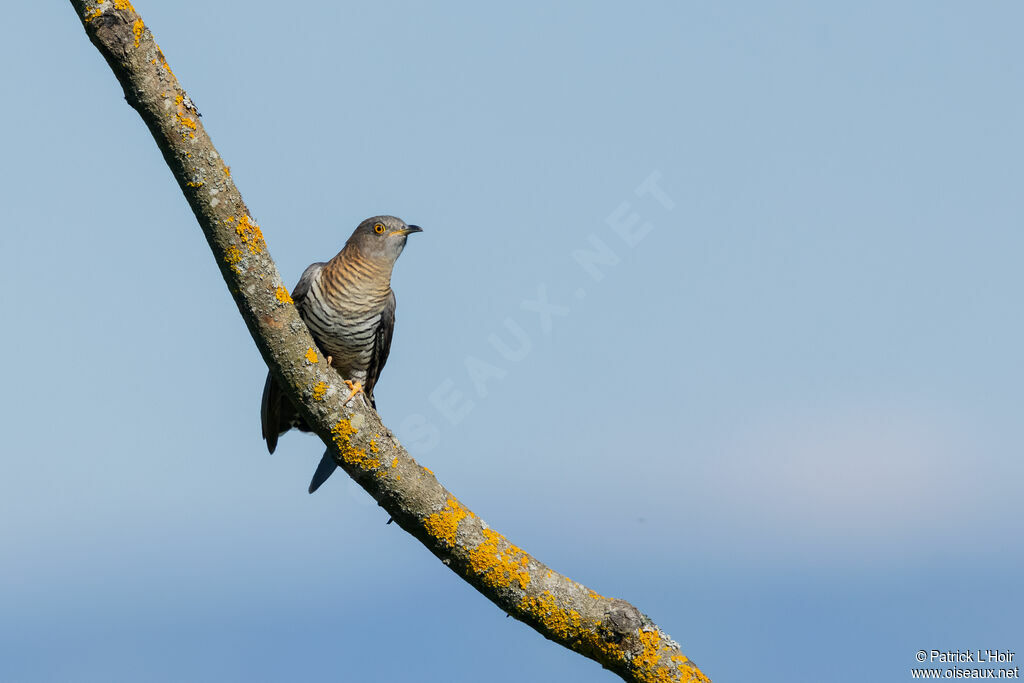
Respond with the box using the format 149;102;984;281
68;2;711;681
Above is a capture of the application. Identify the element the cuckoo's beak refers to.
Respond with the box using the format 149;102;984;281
398;225;423;235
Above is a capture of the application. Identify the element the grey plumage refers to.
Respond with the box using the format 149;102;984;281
261;215;421;492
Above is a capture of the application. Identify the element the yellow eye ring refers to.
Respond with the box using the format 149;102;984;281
373;222;385;234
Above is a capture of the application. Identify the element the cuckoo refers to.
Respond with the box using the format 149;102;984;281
260;215;422;493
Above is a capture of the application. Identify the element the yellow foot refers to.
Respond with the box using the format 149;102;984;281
343;380;364;404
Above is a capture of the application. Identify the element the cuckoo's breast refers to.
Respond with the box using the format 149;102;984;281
300;274;386;380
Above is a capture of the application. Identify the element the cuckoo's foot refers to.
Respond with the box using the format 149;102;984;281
343;380;364;404
326;356;333;365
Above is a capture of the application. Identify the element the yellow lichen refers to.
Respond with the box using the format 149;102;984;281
369;439;379;453
311;381;328;402
84;0;134;20
519;591;583;641
516;595;609;675
223;165;231;177
630;629;710;683
304;347;318;364
186;180;203;188
468;528;531;590
234;215;265;253
390;457;398;468
173;99;198;140
633;630;663;672
223;245;243;274
514;591;710;682
132;18;144;46
224;246;242;262
330;418;380;470
275;286;293;304
423;498;470;547
422;466;433;476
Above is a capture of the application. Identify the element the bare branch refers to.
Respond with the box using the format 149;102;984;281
68;3;711;681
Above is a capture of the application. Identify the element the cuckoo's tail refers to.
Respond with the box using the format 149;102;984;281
308;451;338;494
260;371;281;454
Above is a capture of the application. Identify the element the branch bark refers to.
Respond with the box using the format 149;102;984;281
69;3;711;681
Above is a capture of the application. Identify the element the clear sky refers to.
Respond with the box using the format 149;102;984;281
2;2;1021;681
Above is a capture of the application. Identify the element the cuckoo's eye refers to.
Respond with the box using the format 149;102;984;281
373;223;386;234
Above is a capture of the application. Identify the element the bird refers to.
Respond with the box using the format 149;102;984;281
260;215;422;493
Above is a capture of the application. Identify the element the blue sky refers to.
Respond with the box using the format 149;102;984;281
1;2;1021;681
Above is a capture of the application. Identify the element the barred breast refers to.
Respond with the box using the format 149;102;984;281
300;250;391;383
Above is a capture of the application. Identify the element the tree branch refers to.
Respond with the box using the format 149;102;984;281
69;3;711;681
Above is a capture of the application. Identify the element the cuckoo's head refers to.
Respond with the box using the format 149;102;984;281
346;215;423;263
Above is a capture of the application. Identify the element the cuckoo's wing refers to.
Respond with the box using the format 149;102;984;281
290;261;325;308
364;290;396;409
